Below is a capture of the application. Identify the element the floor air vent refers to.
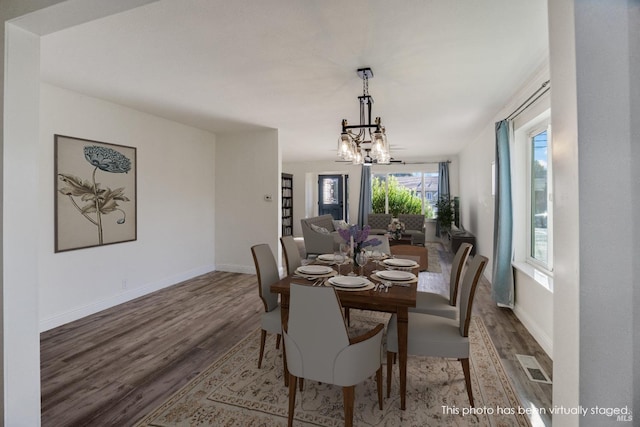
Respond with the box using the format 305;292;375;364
516;354;552;384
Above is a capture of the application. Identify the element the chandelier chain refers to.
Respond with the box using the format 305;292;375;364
363;73;369;97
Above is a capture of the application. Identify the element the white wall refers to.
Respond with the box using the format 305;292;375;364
283;159;459;239
38;84;216;329
3;23;43;427
549;1;636;425
458;64;553;356
214;129;280;273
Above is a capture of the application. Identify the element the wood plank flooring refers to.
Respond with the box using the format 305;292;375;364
41;245;552;426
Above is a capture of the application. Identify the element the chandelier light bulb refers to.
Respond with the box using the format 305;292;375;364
338;133;352;158
352;147;363;165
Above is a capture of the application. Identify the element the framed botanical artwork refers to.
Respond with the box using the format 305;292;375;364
54;134;137;252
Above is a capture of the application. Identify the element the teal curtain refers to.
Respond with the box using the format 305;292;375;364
357;165;372;227
492;120;514;307
435;161;450;237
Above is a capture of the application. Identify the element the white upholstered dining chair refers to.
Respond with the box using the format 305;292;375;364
250;244;282;369
365;234;391;255
410;242;472;319
283;283;384;427
280;235;302;275
386;254;488;406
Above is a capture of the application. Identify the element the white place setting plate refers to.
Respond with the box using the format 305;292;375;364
376;270;416;282
327;276;375;291
317;254;337;262
328;276;368;288
382;258;418;268
296;265;334;276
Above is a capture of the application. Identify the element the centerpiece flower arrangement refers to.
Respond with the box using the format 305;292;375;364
387;219;406;240
337;224;381;263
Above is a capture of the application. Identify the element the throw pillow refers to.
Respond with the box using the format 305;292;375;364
332;219;349;231
310;224;330;235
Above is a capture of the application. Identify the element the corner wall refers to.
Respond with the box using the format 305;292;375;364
458;67;553;356
38;84;216;329
214;129;280;273
549;1;636;425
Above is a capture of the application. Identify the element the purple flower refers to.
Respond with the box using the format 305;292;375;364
338;224;381;249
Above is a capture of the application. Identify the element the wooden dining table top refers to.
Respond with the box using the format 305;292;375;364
270;260;417;311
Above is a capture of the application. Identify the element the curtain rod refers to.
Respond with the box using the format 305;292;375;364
506;80;551;121
392;159;451;165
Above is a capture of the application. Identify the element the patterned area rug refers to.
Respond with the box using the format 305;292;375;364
135;311;530;427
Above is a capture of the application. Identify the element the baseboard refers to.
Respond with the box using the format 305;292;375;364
513;304;553;358
39;264;216;332
215;264;256;274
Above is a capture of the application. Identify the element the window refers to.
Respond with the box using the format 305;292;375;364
371;169;438;218
512;105;553;288
527;125;553;271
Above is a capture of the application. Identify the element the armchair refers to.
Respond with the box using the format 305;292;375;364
284;283;384;427
300;214;342;255
397;214;425;246
366;213;392;235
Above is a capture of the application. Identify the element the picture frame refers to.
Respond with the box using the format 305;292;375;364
54;134;137;252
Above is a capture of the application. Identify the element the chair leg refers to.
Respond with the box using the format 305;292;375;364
288;373;297;427
345;307;351;327
376;366;383;410
276;333;281;349
299;377;304;391
258;329;267;369
342;385;355;427
386;351;394;398
460;358;474;407
283;341;289;387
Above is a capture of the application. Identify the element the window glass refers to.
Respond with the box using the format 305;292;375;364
371;171;437;218
530;129;551;268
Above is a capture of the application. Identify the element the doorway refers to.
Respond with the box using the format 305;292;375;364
318;174;348;221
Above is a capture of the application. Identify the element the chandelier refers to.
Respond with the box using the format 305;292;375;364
337;68;390;165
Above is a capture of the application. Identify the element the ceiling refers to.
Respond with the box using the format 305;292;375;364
40;0;548;163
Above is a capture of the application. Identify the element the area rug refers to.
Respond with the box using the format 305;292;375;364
135;311;530;427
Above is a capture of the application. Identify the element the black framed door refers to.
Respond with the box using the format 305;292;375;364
318;174;348;221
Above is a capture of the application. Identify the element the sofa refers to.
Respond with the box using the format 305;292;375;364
366;213;392;235
300;215;344;256
398;214;426;246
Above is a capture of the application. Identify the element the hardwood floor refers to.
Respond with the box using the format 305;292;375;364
41;245;552;426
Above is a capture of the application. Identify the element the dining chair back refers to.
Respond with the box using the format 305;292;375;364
280;235;302;275
365;234;391;255
410;242;472;318
284;283;384;427
250;244;282;369
449;242;473;305
458;254;487;337
386;254;488;406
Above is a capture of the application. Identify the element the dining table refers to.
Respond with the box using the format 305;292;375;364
270;255;418;410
